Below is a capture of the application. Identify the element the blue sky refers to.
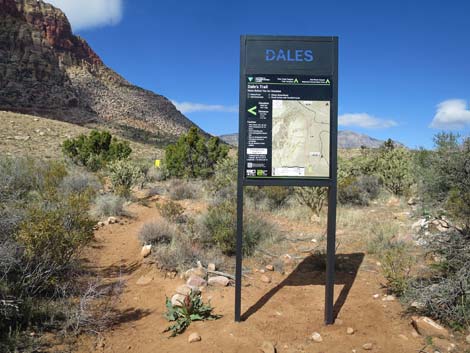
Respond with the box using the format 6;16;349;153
49;0;470;149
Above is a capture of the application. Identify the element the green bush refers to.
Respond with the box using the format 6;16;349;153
201;200;279;256
157;200;185;223
338;175;380;206
165;127;228;178
62;130;131;171
108;160;142;197
91;194;126;218
381;245;413;296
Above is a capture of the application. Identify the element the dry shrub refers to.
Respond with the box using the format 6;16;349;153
157;200;185;223
138;219;176;246
91;194;126;218
168;180;198;200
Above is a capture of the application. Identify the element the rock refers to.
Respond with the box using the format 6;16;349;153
259;269;265;274
207;263;216;271
372;294;380;299
186;275;207;288
412;218;426;231
346;327;355;335
260;340;276;353
280;254;292;264
382;295;395;301
140;244;152;258
175;284;199;296
411;301;425;309
432;338;456;352
362;343;373;350
188;332;201;343
466;334;470;344
184;267;207;280
412;316;450;339
398;334;408;341
208;276;230;287
260;275;271;284
265;265;274;271
407;197;417;206
171;294;187;307
136;275;152;286
311;332;322;342
107;216;117;224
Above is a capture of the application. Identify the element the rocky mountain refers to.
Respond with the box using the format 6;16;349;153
0;0;197;138
219;131;405;149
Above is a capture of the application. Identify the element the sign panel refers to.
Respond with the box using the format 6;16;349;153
244;74;332;178
240;36;337;183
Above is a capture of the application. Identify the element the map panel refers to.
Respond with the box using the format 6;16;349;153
272;100;330;177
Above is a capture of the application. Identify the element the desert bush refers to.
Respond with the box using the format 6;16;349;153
91;194;126;218
294;187;328;218
62;130;132;171
108;160;142;197
261;186;293;209
138;219;176;245
152;233;197;272
157;200;185;223
59;170;101;199
338;175;380;206
16;195;95;272
376;144;413;196
165;127;228;178
201;200;280;256
381;245;414;296
0;158;39;203
210;156;237;193
365;221;400;255
404;229;470;328
168;180;198;200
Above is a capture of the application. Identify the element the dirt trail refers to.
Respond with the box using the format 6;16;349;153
77;202;425;353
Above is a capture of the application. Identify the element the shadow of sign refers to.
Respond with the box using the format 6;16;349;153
241;252;364;322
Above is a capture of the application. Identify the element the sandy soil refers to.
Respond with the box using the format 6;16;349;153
76;201;426;353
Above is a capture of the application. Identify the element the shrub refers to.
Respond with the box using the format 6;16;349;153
16;195;95;270
153;233;196;272
294;187;328;218
262;186;293;209
91;194;126;218
62;130;132;171
138;219;176;245
201;200;280;256
210;156;237;194
164;290;221;336
0;158;38;203
108;160;142;197
376;144;413;196
365;221;400;254
59;170;101;199
338;175;380;206
404;229;470;328
381;245;413;296
157;200;185;223
168;180;198;200
165;127;228;178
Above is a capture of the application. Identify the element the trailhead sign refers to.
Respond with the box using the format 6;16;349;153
235;35;339;325
245;74;332;178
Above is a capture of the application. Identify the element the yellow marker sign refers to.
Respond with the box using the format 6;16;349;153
154;159;161;168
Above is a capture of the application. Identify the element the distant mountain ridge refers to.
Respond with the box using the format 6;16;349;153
0;0;199;139
219;130;405;149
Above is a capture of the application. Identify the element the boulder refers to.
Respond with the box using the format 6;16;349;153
260;275;271;284
140;244;152;258
175;284;200;296
411;316;449;339
186;275;207;288
184;267;207;280
208;276;230;287
362;343;373;350
207;263;216;271
432;338;456;352
311;332;322;342
265;265;274;271
107;216;117;224
188;332;201;343
346;327;355;335
171;294;187;307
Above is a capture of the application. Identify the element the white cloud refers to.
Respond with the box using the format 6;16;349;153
430;99;470;130
339;113;398;129
46;0;123;31
172;101;238;114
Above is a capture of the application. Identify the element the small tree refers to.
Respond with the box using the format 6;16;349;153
62;130;131;171
165;127;228;178
108;160;142;197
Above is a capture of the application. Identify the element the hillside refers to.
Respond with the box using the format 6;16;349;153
0;0;198;140
0;110;163;160
219;131;405;149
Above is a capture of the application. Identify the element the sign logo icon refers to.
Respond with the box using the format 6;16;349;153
248;77;254;82
247;105;257;116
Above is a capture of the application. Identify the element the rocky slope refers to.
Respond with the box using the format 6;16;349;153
219;131;405;149
0;0;196;137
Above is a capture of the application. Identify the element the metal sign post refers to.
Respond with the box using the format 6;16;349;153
235;35;338;324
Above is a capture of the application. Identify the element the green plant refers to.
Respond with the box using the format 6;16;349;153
376;144;413;196
108;160;142;197
62;130;131;171
157;200;185;223
164;290;221;336
164;127;228;178
381;245;413;296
